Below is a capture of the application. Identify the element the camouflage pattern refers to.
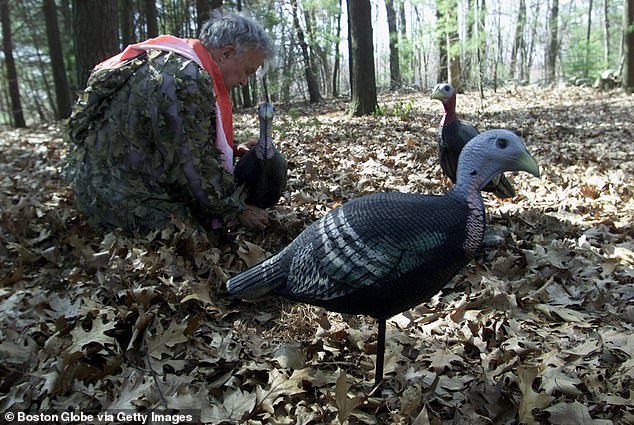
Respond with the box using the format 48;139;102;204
65;50;245;232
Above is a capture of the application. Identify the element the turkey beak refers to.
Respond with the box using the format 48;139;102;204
519;152;540;178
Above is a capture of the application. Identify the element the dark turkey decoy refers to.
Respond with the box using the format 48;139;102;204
227;129;539;388
431;83;516;199
234;103;288;209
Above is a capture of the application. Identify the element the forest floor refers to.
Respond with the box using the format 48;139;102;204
0;86;633;425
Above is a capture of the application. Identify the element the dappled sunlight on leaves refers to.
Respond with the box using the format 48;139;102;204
0;86;633;423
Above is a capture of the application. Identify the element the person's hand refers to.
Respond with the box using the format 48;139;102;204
238;204;269;229
235;139;258;157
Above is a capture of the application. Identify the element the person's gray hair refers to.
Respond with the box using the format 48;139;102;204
199;10;275;67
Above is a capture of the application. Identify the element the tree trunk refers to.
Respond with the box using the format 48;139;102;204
546;0;559;83
291;0;321;103
43;0;72;119
58;0;75;90
304;7;329;96
585;0;593;78
347;0;354;97
0;0;25;127
347;0;378;116
436;0;448;82
16;0;55;118
493;3;501;92
333;0;342;97
398;0;409;84
510;0;526;81
477;0;486;99
465;0;474;85
603;0;610;67
145;0;158;38
73;0;120;89
196;0;222;34
526;0;540;83
625;0;634;91
385;0;401;89
446;0;462;91
119;0;135;46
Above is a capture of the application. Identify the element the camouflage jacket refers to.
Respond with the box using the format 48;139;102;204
65;50;245;232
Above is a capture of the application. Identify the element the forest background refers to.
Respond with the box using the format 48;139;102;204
1;0;634;125
1;1;634;424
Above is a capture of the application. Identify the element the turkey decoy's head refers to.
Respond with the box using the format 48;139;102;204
457;129;540;191
258;103;275;121
430;82;456;103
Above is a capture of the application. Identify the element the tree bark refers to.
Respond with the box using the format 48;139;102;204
332;0;342;97
291;0;321;103
510;0;526;81
196;0;223;34
119;0;135;46
585;0;593;78
0;0;26;127
145;0;158;38
477;0;486;98
546;0;559;83
385;0;401;89
398;0;409;84
436;0;448;82
73;0;120;89
347;0;378;115
526;0;540;83
446;0;462;91
43;0;72;119
603;0;610;67
624;0;634;91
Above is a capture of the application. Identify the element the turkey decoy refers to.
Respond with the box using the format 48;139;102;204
431;83;516;199
234;103;288;208
227;129;539;388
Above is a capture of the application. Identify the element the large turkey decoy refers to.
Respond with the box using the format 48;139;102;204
234;103;288;208
431;83;516;199
227;129;539;388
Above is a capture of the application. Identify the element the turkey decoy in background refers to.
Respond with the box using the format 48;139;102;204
227;129;540;388
431;83;516;199
234;103;288;209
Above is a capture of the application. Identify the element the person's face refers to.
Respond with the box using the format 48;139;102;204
217;46;264;89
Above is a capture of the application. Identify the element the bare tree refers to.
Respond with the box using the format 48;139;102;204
347;0;378;115
625;0;634;91
119;0;135;46
546;0;559;83
145;0;158;38
385;0;401;89
43;0;72;119
526;0;541;82
585;0;594;77
446;0;462;91
291;0;321;103
436;0;448;82
476;0;486;98
196;0;223;33
0;0;25;127
73;0;120;89
603;0;610;67
333;0;343;97
510;0;527;81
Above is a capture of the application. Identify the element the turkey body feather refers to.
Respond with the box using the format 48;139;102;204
229;192;477;319
438;119;479;184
